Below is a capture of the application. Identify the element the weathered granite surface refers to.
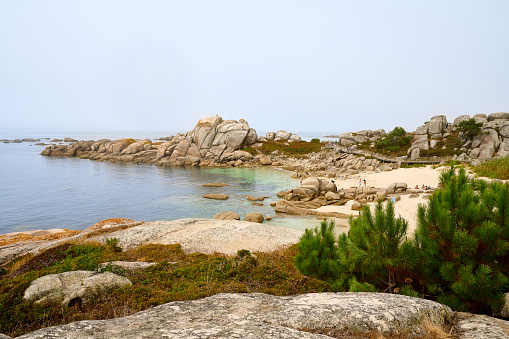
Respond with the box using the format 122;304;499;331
16;292;453;338
24;271;132;306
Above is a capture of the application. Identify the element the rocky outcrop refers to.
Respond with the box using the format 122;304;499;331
82;219;303;256
0;219;302;265
337;130;385;147
264;130;301;142
15;292;454;338
40;117;260;167
23;271;131;306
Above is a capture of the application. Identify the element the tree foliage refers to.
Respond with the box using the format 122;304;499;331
374;127;412;153
295;166;509;314
456;118;483;141
415;166;509;313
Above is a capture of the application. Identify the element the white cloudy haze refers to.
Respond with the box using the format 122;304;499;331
1;1;508;135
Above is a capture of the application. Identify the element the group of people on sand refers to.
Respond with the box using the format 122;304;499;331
415;184;432;190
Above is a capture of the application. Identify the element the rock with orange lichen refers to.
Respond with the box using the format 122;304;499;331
84;218;136;232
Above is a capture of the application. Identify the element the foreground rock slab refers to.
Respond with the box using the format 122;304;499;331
17;292;453;338
86;219;303;255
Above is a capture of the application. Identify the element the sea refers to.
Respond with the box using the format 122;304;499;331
0;128;336;235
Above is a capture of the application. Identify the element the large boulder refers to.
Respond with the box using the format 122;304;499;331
488;112;509;121
274;130;292;140
386;183;407;194
23;271;131;306
243;212;264;223
427;115;448;136
290;185;319;201
452;115;471;126
16;293;454;339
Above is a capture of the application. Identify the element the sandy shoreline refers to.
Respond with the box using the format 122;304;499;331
318;165;444;234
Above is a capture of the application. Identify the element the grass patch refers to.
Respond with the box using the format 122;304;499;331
419;132;463;158
243;140;325;158
470;156;509;180
0;243;328;337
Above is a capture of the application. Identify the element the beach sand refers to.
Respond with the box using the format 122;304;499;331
317;165;445;235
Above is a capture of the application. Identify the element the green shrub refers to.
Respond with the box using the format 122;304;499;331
374;127;412;155
415;166;509;313
105;238;122;253
310;138;320;143
471;156;509;180
456;118;483;141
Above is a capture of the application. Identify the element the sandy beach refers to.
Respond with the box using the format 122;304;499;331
317;165;445;235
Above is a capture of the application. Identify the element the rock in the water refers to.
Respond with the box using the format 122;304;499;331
16;293;454;338
246;196;267;201
23;271;132;306
244;212;264;223
202;182;229;187
203;193;229;200
213;211;240;220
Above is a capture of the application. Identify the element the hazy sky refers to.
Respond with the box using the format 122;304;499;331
1;1;508;135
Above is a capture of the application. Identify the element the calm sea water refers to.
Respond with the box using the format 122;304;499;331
0;129;334;235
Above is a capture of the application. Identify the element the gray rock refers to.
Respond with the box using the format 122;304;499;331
453;115;471;126
85;219;303;255
415;124;428;135
487;112;509;121
473;114;488;124
275;130;292;140
289;134;301;142
16;293;454;339
265;132;275;140
244;212;264;223
455;312;509;339
213;211;240;220
23;271;132;306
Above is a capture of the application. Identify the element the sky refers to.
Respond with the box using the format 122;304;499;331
1;1;508;135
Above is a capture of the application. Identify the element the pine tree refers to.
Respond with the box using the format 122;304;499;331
415;166;509;313
294;219;339;282
337;201;418;292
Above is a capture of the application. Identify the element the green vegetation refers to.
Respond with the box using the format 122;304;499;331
374;127;412;155
471;156;509;180
456;118;484;141
243;140;324;157
295;166;509;314
310;138;321;143
0;242;327;337
419;131;463;158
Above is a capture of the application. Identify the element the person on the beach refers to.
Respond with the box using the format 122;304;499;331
363;179;366;186
359;179;362;187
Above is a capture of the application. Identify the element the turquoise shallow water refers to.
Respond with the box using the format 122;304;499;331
0;136;325;235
